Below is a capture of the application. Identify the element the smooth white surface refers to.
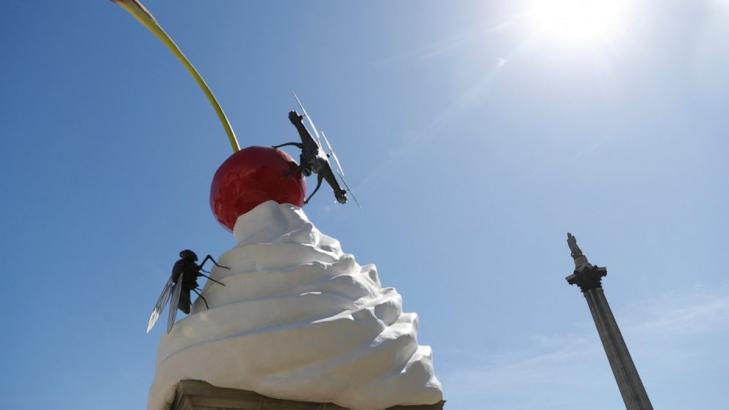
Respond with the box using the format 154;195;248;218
148;201;443;410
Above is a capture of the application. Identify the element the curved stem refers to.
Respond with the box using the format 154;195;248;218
114;0;240;152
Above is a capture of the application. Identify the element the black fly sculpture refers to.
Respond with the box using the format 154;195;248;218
273;93;359;206
146;250;228;334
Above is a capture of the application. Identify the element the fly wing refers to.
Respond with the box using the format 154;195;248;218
146;278;173;334
166;280;183;334
321;131;361;207
292;91;324;148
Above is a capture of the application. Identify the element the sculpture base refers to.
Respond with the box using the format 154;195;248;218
172;380;445;410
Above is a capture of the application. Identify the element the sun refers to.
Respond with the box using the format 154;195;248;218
526;0;629;49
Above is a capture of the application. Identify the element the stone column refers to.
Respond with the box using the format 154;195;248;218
565;234;653;410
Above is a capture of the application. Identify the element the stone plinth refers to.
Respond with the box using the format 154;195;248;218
171;380;445;410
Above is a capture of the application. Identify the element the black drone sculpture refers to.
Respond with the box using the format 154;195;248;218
274;93;359;206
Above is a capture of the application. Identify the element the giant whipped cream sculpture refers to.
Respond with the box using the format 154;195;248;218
149;201;443;409
113;1;443;409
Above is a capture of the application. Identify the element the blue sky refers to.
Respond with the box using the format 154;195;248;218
2;1;728;409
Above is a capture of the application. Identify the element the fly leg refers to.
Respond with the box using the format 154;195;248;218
322;169;346;202
192;288;209;310
200;255;229;270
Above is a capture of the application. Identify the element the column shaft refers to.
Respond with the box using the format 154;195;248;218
584;288;653;410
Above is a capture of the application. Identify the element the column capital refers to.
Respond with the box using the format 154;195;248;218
566;265;607;292
565;233;607;291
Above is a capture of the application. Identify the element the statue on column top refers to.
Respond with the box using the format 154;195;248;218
567;233;594;271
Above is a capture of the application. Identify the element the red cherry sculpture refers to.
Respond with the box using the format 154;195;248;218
210;146;306;230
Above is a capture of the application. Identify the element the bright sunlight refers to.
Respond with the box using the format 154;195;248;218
527;0;630;49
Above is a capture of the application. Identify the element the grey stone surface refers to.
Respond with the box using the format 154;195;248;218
565;235;653;410
170;380;445;410
567;232;593;271
583;288;653;410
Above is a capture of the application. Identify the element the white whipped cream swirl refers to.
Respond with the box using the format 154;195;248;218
148;201;443;410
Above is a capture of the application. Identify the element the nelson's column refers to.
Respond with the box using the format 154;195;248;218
565;233;653;410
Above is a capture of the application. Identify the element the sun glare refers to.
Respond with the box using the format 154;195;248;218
527;0;628;48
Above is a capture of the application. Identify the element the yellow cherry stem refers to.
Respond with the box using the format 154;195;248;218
113;0;240;152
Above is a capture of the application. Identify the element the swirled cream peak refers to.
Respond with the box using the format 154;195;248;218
148;201;443;410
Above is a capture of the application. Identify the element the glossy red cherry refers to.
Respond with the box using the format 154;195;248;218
210;146;306;230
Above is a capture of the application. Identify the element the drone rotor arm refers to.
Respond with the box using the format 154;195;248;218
320;131;360;207
336;169;361;207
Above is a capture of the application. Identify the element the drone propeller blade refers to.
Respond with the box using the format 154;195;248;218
321;131;360;207
338;171;361;207
292;91;324;147
321;131;346;177
146;278;173;333
167;280;183;334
